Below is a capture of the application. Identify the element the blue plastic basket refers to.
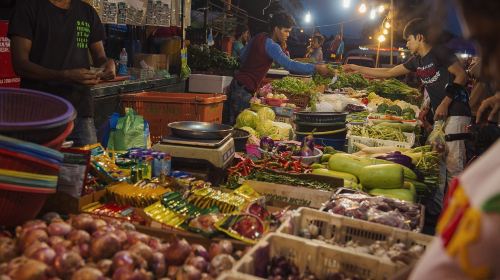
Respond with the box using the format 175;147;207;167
296;135;347;152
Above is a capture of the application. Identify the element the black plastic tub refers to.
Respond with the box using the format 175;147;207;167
294;111;348;123
232;128;250;152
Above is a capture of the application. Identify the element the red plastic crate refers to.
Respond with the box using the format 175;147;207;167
121;92;227;142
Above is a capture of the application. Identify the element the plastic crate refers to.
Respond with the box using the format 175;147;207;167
347;132;415;153
121;92;226;142
277;207;433;260
275;115;293;125
272;106;295;118
233;233;400;280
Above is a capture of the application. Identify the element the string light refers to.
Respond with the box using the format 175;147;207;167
358;3;367;13
378;34;386;42
369;8;376;20
385;22;391;29
383;28;388;35
343;0;351;8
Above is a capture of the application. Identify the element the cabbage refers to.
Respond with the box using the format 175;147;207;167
257;107;276;122
256;120;279;138
271;121;293;140
235;109;258;129
239;126;257;136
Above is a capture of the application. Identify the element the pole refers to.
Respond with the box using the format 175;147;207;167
376;40;381;68
389;0;394;65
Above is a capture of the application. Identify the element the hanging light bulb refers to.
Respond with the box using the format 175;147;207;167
383;28;388;35
304;11;311;23
378;5;385;13
343;0;351;8
385;22;391;29
378;34;386;42
358;3;367;13
370;8;376;20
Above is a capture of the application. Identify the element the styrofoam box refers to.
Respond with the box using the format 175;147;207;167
189;74;233;94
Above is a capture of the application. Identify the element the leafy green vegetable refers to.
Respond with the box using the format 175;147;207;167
235;109;258;129
349;125;408;142
271;77;317;96
387;105;403;116
257;107;276;122
329;67;369;90
366;79;419;97
377;103;390;114
188;44;239;74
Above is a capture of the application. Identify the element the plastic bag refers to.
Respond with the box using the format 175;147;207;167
426;120;446;154
107;108;150;151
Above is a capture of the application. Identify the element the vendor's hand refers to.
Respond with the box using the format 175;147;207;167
100;59;116;81
63;69;99;85
315;64;330;76
343;64;359;73
476;93;500;123
434;96;452;121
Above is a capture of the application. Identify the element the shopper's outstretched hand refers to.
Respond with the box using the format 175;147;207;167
315;64;330;76
476;93;500;123
63;69;99;85
343;64;360;73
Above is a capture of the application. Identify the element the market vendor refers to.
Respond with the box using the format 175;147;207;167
343;18;470;221
9;0;116;147
223;12;330;125
232;25;250;60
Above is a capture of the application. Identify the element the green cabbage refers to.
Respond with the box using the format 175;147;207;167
256;120;279;138
239;126;257;136
235;109;258;129
257;107;276;122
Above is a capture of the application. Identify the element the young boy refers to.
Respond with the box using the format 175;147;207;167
223;12;329;125
305;35;325;63
344;18;470;220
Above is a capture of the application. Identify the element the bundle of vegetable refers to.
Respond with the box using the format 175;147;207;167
367;79;419;97
312;64;337;86
323;192;423;231
271;77;317;96
329;68;369;90
349;125;408;142
0;213;243;280
247;170;337;191
377;103;416;119
187;44;239;73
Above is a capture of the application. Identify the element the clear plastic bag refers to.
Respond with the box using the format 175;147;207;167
426;120;447;154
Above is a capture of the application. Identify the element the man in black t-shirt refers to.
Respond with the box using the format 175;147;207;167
8;0;115;147
344;18;471;218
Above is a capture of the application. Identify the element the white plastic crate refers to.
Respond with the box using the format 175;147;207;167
347;132;415;153
189;74;233;93
277;207;433;258
233;233;400;280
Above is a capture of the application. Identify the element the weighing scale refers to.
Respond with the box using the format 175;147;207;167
153;132;235;169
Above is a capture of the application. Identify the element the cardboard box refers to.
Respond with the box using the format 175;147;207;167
189;74;233;94
133;53;168;70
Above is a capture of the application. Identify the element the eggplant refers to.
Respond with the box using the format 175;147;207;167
300;133;315;157
376;151;414;169
259;136;275;152
276;143;289;153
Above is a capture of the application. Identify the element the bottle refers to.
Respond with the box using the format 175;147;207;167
129;152;138;183
159;152;171;184
136;154;144;180
118;48;128;75
152;152;161;178
142;155;152;180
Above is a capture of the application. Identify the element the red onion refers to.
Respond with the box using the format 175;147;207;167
190;244;209;261
53;251;84;279
90;233;121;261
42;212;62;224
71;243;90;259
166;266;179;279
24;241;49;256
71;267;104;280
129;269;151;280
0;237;18;263
128;242;153;263
20;229;49;251
217;240;233;255
163;237;191;266
48;236;65;247
96;259;113;276
47;222;72;237
68;230;91;245
113;230;128;245
91;219;108;230
7;257;49;280
71;214;95;233
112;251;136;272
125;232;149;248
29;246;56;265
111;267;133;280
52;242;68;256
120;222;135;231
201;273;214;280
176;265;201;280
186;256;208;272
149;252;166;278
0;230;12;238
208;254;235;277
207;243;221;261
147;238;161;251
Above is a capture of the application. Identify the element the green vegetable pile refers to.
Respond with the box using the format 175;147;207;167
188;44;239;75
377;103;416;120
271;77;317;96
247;170;337;191
312;64;337;86
367;78;419;96
329;67;369;90
350;125;408;142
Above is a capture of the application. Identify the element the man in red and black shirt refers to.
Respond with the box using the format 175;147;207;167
223;13;329;124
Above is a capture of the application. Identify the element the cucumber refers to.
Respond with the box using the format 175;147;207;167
310;163;325;169
358;164;404;189
312;168;358;183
